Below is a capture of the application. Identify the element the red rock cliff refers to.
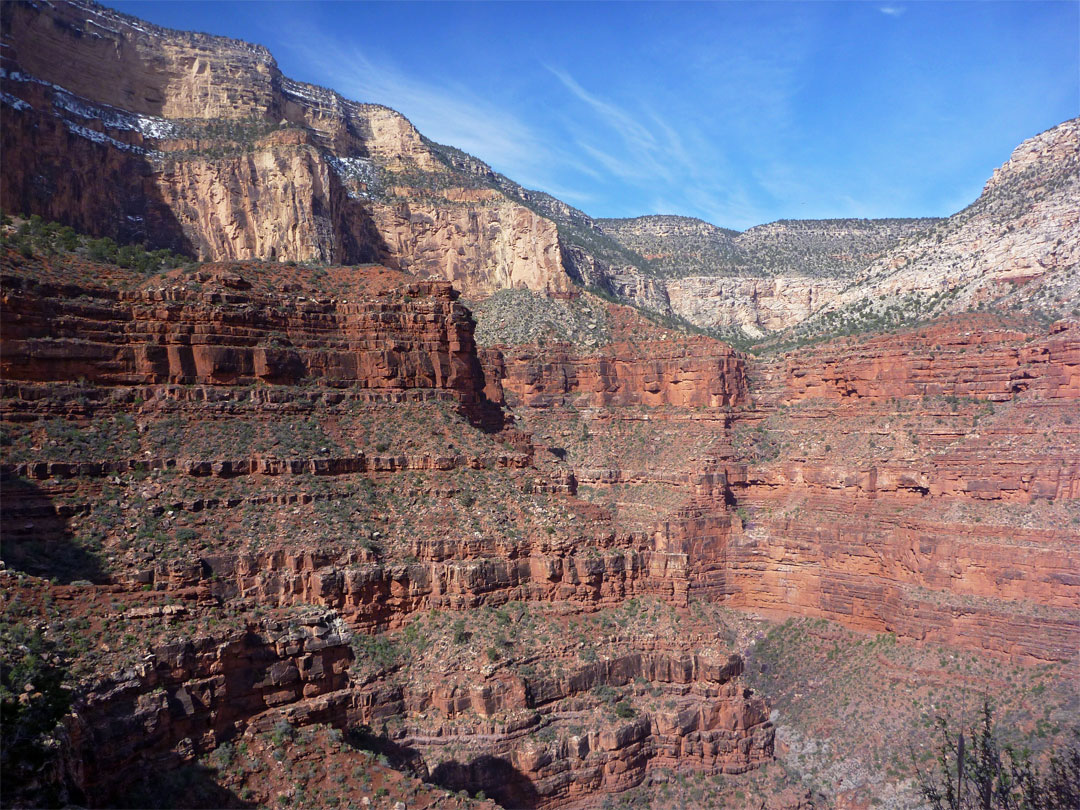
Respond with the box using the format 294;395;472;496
499;337;749;409
1;261;493;405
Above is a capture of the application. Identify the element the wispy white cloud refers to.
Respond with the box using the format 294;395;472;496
266;7;822;230
879;6;906;17
545;66;756;219
547;67;659;154
543;47;826;229
275;30;596;202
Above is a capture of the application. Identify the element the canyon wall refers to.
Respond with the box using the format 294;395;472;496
0;268;492;403
3;251;1076;809
0;0;570;295
666;276;845;336
57;600;771;809
11;0;1065;340
0;247;773;808
495;315;1080;663
807;119;1080;326
64;612;354;805
711;317;1080;661
499;338;748;409
1;4;1078;807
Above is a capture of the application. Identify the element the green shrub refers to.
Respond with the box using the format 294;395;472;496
614;700;636;719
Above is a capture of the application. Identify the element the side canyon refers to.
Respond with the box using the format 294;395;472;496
1;2;1077;809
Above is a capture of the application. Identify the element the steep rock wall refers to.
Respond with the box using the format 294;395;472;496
666;276;845;336
782;318;1079;402
502;318;1080;662
0;270;493;404
63;613;353;805
0;0;570;294
374;191;569;295
717;319;1080;661
499;338;749;409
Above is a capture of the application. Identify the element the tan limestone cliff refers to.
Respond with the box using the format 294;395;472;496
0;0;571;296
666;276;845;336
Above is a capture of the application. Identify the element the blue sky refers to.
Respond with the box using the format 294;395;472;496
111;1;1078;230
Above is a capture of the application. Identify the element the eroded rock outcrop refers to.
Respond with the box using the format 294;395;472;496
499;338;748;409
0;0;570;294
413;652;773;808
0;269;493;405
41;580;771;810
666;275;845;336
782;317;1079;403
497;316;1080;663
63;611;353;805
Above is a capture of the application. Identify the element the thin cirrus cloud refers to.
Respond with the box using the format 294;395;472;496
189;0;1075;230
278;34;599;207
543;64;799;228
546;65;702;186
281;30;772;226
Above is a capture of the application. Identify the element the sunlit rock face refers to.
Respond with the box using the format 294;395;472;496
1;0;570;295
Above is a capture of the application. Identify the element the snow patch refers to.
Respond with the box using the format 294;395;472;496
0;92;31;111
53;91;179;138
281;77;337;108
63;120;161;156
1;67;68;94
84;17;122;36
1;68;180;139
326;155;378;199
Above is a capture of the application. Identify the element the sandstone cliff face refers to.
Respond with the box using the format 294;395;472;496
0;247;778;807
1;269;492;403
499;338;748;409
809;119;1080;327
3;0;278;120
494;314;1080;663
374;190;569;295
153;133;385;264
0;0;570;294
64;612;353;805
666;276;845;336
783;318;1080;403
726;320;1079;661
560;244;673;316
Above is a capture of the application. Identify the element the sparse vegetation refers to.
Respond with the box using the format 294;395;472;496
914;701;1080;810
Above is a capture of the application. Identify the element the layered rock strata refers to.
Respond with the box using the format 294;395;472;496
0;270;494;405
496;316;1080;663
0;248;777;807
499;338;748;409
402;651;773;808
62;609;353;805
60;605;771;810
665;276;845;336
0;0;571;294
712;318;1080;661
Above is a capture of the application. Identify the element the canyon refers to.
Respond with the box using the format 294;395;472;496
3;0;1026;337
0;2;1078;809
2;231;1076;808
